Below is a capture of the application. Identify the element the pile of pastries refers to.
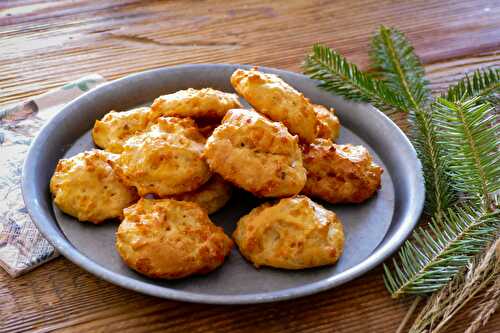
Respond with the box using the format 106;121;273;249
50;68;383;279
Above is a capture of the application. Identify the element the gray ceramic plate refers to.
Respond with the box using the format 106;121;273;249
22;64;424;304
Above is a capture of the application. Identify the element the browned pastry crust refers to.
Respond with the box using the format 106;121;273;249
313;104;341;142
116;198;233;279
151;88;242;119
204;109;306;197
111;116;211;197
233;195;344;269
230;68;318;143
92;107;154;153
49;150;138;224
302;139;383;203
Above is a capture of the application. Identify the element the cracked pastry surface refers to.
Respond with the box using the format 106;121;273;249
151;88;242;119
204;109;306;197
302;139;383;203
111;116;211;197
116;198;233;279
92;107;154;153
49;150;138;224
230;68;318;143
313;104;341;142
233;195;344;269
168;174;232;214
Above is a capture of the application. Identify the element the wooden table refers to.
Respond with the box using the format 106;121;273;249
1;1;499;332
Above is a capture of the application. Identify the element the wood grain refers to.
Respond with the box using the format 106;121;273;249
1;1;499;332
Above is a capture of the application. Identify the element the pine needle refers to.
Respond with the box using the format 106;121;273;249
409;237;500;333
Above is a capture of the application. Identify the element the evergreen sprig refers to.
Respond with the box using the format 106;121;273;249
303;26;500;300
444;68;500;102
303;44;405;114
383;201;499;297
434;97;500;208
370;25;454;216
371;25;431;111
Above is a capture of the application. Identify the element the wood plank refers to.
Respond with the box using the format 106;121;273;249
1;0;499;107
1;258;498;332
1;1;499;332
0;259;412;332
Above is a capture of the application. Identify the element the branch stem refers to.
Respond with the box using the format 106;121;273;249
396;296;422;333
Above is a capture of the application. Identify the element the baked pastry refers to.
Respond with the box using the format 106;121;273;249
151;88;242;119
302;139;383;203
204;109;306;197
116;198;233;279
49;150;138;224
92;107;153;153
169;175;232;214
230;68;317;143
314;104;340;141
111;116;211;196
233;196;344;269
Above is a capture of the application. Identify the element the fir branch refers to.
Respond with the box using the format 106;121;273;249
303;44;406;113
434;97;500;208
409;237;500;333
444;67;500;102
371;25;431;111
412;110;454;216
383;201;499;298
370;26;453;216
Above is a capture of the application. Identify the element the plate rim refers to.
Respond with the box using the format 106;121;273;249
22;63;425;304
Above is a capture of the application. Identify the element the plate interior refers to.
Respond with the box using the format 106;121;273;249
54;97;394;295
